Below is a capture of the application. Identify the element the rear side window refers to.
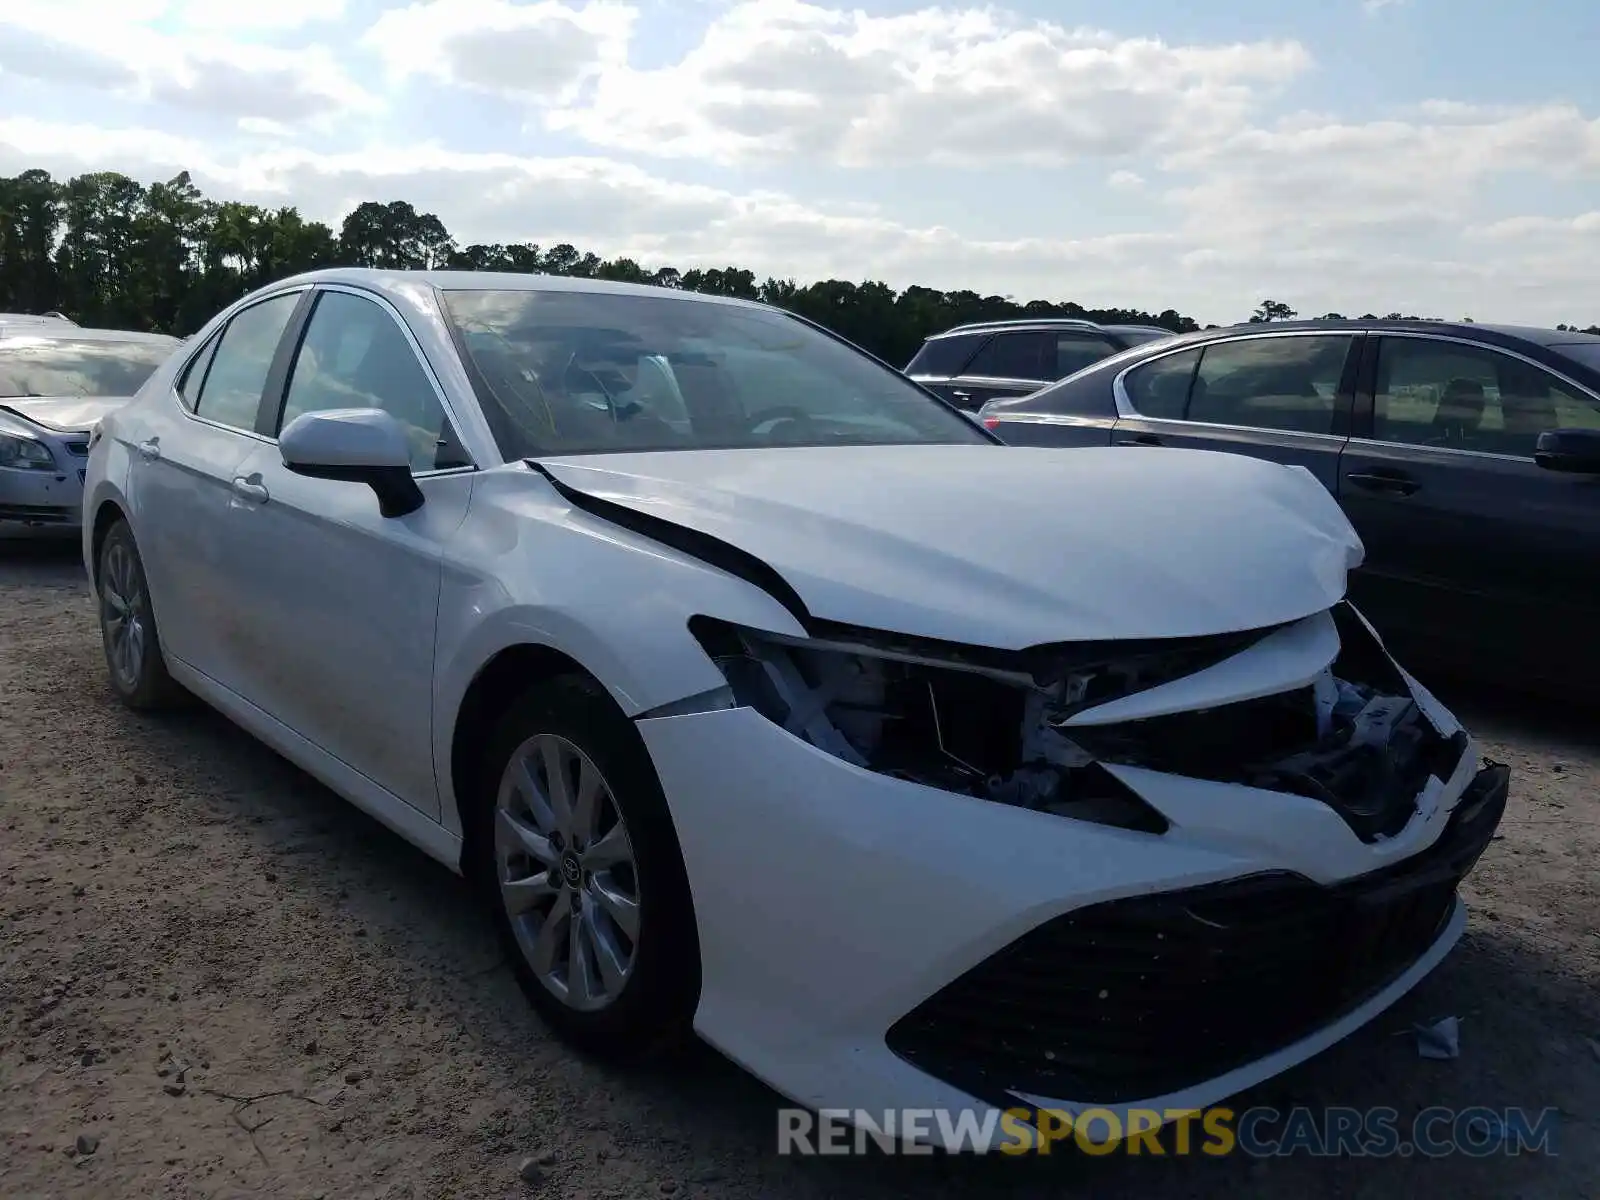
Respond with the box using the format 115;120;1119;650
963;331;1054;381
1123;347;1201;419
905;334;983;377
192;292;300;432
1188;335;1354;435
1055;334;1119;379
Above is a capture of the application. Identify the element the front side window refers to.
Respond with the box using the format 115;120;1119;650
1374;337;1600;456
194;292;300;432
1188;335;1354;434
0;336;176;399
278;291;470;472
1122;347;1201;420
441;289;987;457
962;331;1053;381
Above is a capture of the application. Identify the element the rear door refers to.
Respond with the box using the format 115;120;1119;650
1337;332;1600;683
1107;330;1359;493
124;289;306;685
942;330;1057;410
904;331;987;406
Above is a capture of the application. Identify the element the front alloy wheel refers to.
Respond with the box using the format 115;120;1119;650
478;676;699;1058
495;733;641;1012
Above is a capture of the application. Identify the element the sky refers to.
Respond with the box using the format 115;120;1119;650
0;0;1596;327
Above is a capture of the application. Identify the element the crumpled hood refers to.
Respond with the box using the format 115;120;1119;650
537;444;1364;648
0;395;130;434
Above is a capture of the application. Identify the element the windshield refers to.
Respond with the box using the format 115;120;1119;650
440;288;986;457
0;337;175;398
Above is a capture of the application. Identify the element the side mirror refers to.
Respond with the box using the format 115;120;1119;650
1534;428;1600;475
279;408;424;518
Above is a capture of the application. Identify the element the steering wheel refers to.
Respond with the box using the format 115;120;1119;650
745;405;814;434
563;358;619;424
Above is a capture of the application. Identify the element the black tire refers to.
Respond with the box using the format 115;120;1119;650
471;674;700;1058
96;519;185;711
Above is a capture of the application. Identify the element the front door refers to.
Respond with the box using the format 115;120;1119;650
1338;333;1600;684
219;287;478;814
1107;331;1359;494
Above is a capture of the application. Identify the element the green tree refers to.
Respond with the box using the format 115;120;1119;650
1249;299;1298;323
6;164;1587;355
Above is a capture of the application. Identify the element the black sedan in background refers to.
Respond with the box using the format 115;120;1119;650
980;320;1600;696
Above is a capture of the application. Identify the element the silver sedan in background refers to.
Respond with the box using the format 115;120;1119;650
1;323;182;535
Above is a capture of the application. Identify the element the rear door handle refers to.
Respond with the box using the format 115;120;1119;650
1115;433;1162;446
231;476;270;505
1346;470;1419;496
137;438;160;461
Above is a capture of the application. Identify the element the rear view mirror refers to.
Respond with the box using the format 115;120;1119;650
279;408;424;517
1533;428;1600;475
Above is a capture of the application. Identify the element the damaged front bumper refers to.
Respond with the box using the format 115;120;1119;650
635;601;1509;1145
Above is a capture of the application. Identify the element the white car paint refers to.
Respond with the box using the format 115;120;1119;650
81;269;1506;1152
535;444;1363;646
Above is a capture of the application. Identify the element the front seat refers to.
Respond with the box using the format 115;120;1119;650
1431;378;1487;444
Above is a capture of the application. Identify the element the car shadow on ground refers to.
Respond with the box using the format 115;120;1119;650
7;536;1596;1196
111;695;1600;1197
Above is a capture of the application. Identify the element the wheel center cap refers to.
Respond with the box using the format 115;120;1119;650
559;852;583;889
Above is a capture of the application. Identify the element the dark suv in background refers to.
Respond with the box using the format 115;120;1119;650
905;318;1175;410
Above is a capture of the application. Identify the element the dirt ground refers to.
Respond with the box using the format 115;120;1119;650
2;538;1598;1200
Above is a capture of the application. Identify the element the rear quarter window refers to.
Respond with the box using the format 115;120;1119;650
905;334;984;377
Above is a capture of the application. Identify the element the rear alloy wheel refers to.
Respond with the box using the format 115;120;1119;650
97;520;183;710
478;676;699;1057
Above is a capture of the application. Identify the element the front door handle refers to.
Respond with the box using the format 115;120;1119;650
949;389;972;402
231;476;270;504
137;438;160;461
1115;433;1163;446
1346;470;1419;496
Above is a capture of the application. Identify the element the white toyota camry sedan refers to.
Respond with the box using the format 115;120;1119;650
81;269;1509;1148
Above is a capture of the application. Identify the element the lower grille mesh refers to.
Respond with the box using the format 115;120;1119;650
885;762;1508;1105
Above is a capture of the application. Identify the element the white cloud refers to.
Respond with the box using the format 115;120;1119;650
0;115;1178;295
535;0;1310;166
0;1;377;125
1468;212;1600;240
1160;104;1600;247
365;0;635;103
1362;0;1405;12
2;1;1600;326
171;0;348;30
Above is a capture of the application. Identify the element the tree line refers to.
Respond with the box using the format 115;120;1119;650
2;170;1595;365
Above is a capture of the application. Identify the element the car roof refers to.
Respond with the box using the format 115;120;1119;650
270;267;772;312
927;318;1129;339
1180;318;1600;346
0;325;183;346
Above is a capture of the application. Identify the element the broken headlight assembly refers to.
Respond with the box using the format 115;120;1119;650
690;603;1463;845
688;616;1172;834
